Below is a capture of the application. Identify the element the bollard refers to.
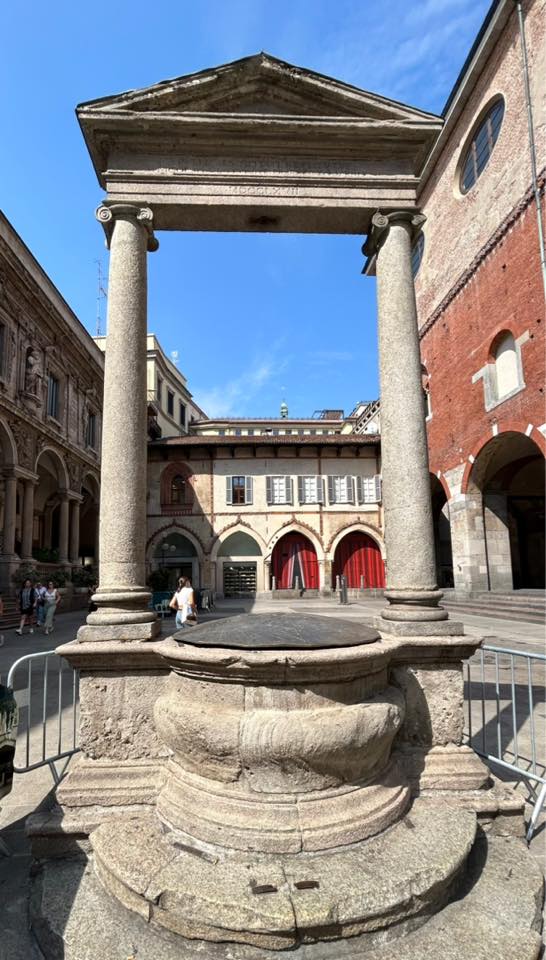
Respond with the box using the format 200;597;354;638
271;576;276;592
339;575;349;605
295;576;300;592
360;575;365;590
335;575;341;592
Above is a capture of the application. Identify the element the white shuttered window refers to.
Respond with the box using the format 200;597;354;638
266;476;293;505
357;475;382;504
327;476;355;504
226;476;253;505
297;476;324;504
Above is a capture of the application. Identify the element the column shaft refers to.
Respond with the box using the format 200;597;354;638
372;212;449;631
88;204;158;636
3;474;18;556
70;500;81;565
21;480;35;560
59;495;70;564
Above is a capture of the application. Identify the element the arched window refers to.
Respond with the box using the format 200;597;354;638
170;475;186;505
493;332;520;400
460;98;504;194
411;233;425;279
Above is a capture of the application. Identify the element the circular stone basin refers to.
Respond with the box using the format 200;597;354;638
172;612;379;649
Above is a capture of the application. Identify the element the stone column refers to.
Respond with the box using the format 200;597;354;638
483;493;513;591
2;472;18;556
21;479;36;560
448;493;489;595
70;499;81;565
85;203;159;640
364;212;457;635
59;493;70;564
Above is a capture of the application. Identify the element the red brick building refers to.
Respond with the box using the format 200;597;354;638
415;0;545;594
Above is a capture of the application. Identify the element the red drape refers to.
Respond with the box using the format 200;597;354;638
332;532;385;588
272;533;319;589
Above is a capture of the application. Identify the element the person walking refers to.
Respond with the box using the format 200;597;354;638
169;577;197;630
43;581;61;635
34;580;47;629
15;579;36;636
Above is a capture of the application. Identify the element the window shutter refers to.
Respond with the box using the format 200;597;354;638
317;477;325;504
328;476;336;504
226;476;233;505
285;477;293;504
356;476;363;504
245;476;253;505
266;476;273;505
298;476;305;503
346;476;355;503
374;475;382;503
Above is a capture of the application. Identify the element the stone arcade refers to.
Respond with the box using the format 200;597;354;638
29;55;543;959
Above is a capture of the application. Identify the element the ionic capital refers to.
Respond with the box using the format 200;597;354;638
96;203;159;252
362;210;426;275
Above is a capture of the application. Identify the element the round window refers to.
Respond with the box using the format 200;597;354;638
460;98;504;194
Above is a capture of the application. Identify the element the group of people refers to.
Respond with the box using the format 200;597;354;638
16;578;61;636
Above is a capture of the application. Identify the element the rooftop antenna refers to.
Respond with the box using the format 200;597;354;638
94;259;107;336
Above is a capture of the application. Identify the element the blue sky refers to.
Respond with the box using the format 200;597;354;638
2;0;490;418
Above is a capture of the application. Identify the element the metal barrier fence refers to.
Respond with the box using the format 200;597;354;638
6;650;80;784
465;643;546;843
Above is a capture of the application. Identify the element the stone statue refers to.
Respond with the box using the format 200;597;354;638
24;348;42;396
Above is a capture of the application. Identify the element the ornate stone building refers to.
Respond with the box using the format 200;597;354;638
415;0;545;594
0;211;103;592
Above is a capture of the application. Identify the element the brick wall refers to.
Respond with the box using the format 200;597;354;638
421;198;545;486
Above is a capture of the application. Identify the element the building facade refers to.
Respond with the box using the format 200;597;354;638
0;212;103;592
415;0;545;593
147;433;385;597
95;333;206;440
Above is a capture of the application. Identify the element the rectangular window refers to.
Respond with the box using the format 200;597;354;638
297;475;324;504
266;476;293;505
157;376;162;405
86;413;97;449
226;475;253;505
179;401;186;427
327;476;355;504
167;390;174;416
47;373;59;419
357;475;382;504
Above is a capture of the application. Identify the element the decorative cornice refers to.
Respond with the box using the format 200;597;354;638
419;169;546;340
96;203;159;252
362;210;426;275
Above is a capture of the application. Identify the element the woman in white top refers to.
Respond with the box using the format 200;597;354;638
171;577;196;629
43;581;61;635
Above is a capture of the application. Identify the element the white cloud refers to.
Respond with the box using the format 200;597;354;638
194;352;290;417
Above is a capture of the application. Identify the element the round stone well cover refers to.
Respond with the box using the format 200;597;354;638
173;612;379;650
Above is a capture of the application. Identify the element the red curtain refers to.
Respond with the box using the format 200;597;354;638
272;533;319;589
332;532;385;588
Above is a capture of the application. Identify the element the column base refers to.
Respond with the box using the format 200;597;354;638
375;617;465;637
77;620;161;642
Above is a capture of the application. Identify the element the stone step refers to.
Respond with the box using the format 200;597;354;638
442;601;545;625
30;819;544;960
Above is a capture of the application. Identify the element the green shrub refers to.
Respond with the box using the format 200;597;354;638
147;568;171;591
71;565;96;587
12;563;39;587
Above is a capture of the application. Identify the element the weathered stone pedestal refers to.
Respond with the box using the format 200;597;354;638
29;614;544;959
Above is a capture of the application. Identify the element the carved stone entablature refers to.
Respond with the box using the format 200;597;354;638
66;456;83;491
8;418;36;470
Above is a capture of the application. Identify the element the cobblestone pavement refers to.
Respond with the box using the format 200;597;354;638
0;603;544;958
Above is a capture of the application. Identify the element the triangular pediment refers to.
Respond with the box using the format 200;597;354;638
78;52;439;124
